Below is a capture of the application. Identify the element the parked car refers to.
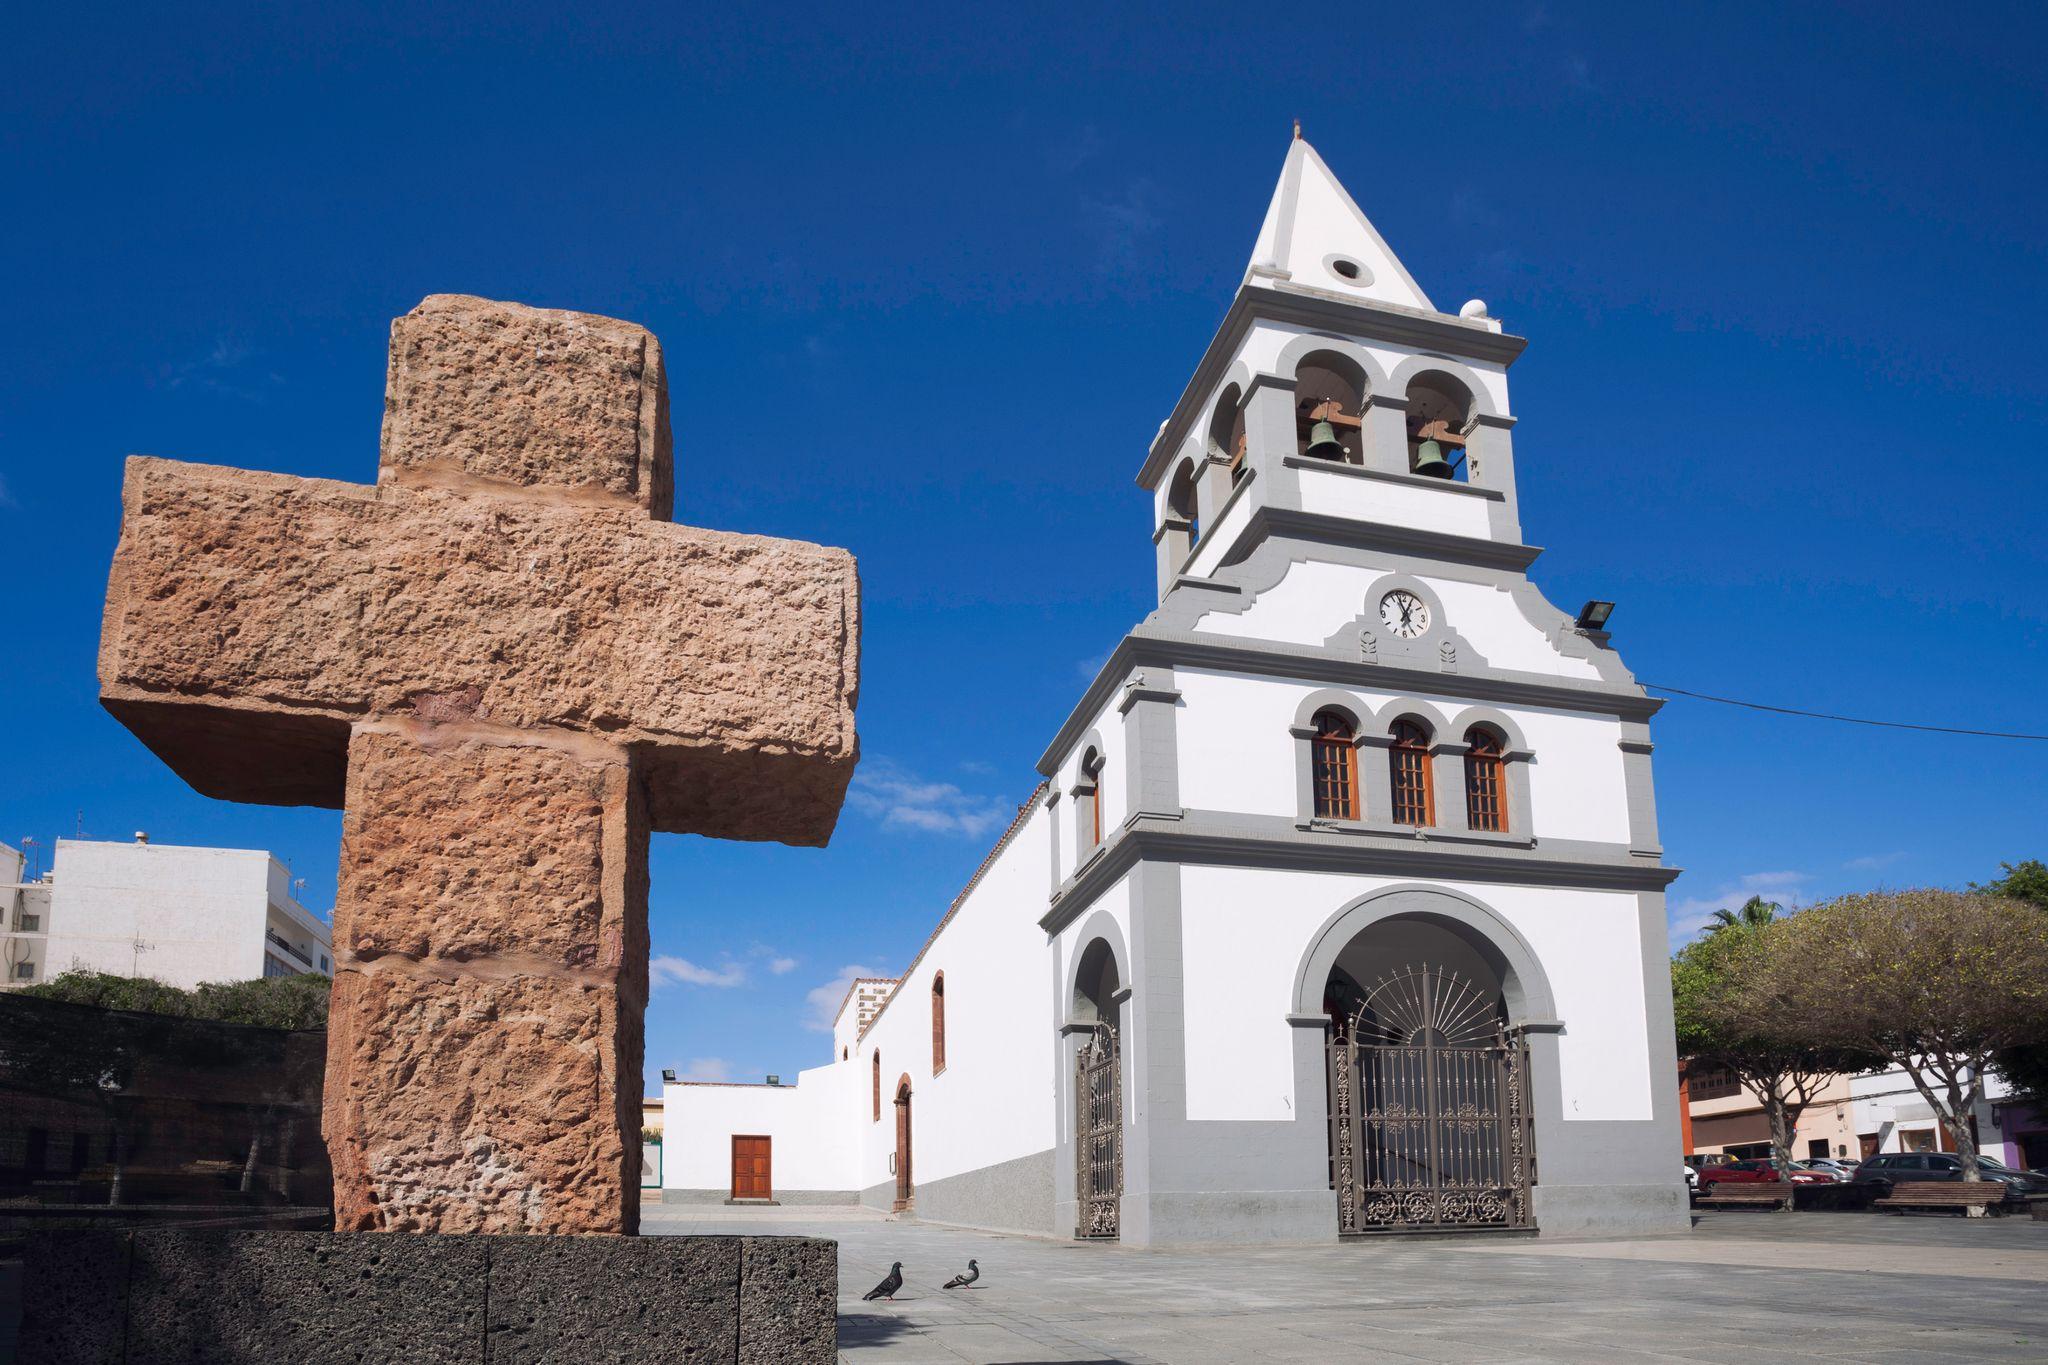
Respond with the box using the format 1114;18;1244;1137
1851;1152;2048;1199
1698;1159;1835;1189
1792;1159;1853;1183
1683;1165;1699;1194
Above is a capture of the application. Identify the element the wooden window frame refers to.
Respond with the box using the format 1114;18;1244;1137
1388;719;1435;827
871;1049;881;1122
931;972;946;1075
1463;727;1507;833
1309;709;1360;820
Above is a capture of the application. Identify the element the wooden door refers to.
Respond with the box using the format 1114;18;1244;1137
893;1084;913;1211
731;1135;772;1200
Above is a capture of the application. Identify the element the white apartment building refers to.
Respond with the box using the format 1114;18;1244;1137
1;836;331;990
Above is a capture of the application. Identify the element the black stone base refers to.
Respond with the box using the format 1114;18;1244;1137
19;1229;835;1365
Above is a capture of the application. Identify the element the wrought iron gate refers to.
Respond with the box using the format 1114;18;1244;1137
1328;965;1534;1234
1075;1021;1122;1239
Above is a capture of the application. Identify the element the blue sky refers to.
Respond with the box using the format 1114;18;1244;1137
4;2;2043;1091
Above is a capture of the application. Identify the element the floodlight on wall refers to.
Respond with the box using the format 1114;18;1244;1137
1575;600;1616;631
661;1068;677;1083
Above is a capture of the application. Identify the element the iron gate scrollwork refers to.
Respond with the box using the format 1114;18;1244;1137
1075;1021;1122;1239
1328;964;1534;1234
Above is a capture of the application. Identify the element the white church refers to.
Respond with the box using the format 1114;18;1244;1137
662;134;1687;1244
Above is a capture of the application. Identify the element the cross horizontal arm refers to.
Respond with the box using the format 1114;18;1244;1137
99;456;859;844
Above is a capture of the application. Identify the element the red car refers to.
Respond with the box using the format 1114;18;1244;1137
1698;1158;1833;1188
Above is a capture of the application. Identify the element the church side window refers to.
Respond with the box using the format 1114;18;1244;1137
872;1050;881;1122
1310;709;1360;820
1079;748;1104;852
931;973;946;1074
1464;728;1507;832
1389;720;1435;826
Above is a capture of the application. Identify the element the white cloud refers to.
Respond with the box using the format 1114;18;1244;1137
1845;852;1908;873
768;956;798;976
649;955;746;989
849;759;1009;839
1667;870;1811;942
679;1057;731;1082
805;963;891;1032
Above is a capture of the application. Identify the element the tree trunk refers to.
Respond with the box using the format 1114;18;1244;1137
106;1126;124;1207
1897;1057;1989;1214
274;1116;297;1199
240;1129;263;1195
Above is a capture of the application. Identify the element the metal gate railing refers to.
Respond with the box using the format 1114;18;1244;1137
1328;964;1534;1235
1075;1022;1121;1239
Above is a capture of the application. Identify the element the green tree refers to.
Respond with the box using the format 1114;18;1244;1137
1763;890;2048;1189
1706;895;1782;934
1977;860;2048;1112
1672;918;1878;1187
21;969;330;1029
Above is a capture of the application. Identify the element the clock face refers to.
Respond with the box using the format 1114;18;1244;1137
1380;590;1430;639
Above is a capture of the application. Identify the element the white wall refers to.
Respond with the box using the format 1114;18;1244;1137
851;804;1060;1192
37;840;331;989
1295;466;1492;540
662;1066;858;1194
662;802;1064;1198
1172;668;1634;844
1192;561;1601;683
1177;865;1654;1124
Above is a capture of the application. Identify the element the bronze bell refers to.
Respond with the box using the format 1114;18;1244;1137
1412;438;1452;479
1305;418;1346;461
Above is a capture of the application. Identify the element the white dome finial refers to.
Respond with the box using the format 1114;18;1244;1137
1459;298;1490;320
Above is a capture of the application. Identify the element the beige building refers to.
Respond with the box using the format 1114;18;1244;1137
1681;1062;1859;1163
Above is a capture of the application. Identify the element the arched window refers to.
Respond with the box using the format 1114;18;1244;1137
1405;372;1474;482
872;1050;881;1122
1464;728;1506;832
841;1046;848;1061
1294;352;1367;464
1310;709;1359;820
1389;720;1435;826
1168;461;1200;548
931;973;946;1074
1079;748;1104;851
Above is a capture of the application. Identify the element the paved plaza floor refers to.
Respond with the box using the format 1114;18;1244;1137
645;1201;2048;1364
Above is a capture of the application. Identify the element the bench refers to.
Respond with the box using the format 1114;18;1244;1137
1696;1180;1793;1209
1873;1181;2008;1215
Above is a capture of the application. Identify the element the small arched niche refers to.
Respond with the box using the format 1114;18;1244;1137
1166;459;1201;549
1404;371;1475;481
1294;350;1368;464
1206;384;1248;484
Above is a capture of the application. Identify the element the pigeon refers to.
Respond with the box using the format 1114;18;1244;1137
942;1259;980;1290
862;1262;904;1301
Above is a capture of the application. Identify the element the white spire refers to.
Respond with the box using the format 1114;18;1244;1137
1244;132;1434;312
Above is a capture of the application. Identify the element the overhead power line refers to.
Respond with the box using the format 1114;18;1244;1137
1641;683;2048;742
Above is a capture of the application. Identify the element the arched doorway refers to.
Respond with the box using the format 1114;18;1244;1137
893;1075;914;1211
1323;915;1535;1235
1071;936;1122;1240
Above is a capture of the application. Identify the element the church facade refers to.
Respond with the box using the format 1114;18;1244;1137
662;136;1687;1243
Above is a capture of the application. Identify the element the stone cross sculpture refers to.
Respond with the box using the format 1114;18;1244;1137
99;295;860;1235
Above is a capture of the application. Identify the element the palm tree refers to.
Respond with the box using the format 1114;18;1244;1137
1708;896;1781;933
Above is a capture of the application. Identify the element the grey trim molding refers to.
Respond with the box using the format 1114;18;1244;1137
1038;811;1680;935
1258;505;1539;571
